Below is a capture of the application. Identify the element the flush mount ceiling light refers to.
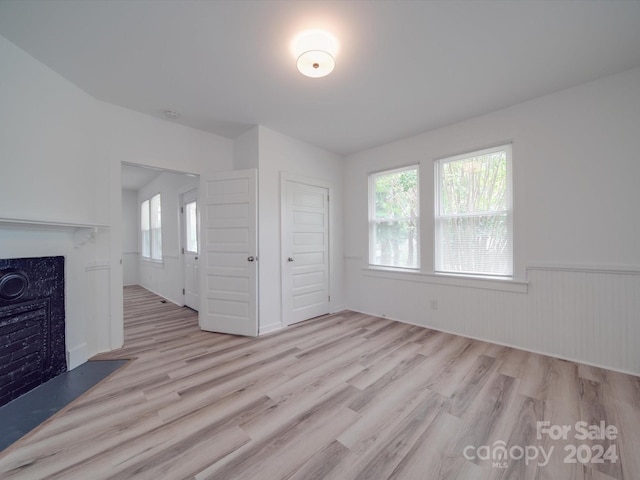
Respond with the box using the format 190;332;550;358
294;30;338;78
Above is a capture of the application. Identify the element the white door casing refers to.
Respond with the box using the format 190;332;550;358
181;188;199;310
282;177;330;326
199;169;258;336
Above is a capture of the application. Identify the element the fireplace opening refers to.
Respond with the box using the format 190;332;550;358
0;256;66;408
0;269;29;300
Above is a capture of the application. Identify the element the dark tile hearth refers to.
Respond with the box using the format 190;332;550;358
0;360;127;451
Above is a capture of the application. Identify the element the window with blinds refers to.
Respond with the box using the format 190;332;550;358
141;194;162;261
435;145;512;277
141;199;150;258
150;193;162;261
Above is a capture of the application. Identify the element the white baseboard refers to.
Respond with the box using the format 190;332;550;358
259;322;283;335
67;342;88;370
346;307;640;378
140;284;184;307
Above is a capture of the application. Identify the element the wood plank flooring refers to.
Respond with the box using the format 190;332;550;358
1;285;639;479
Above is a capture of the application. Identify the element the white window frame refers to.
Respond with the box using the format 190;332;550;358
434;144;513;278
368;165;420;270
141;193;162;262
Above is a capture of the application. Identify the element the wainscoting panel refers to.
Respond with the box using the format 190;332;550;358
345;260;640;375
138;253;183;306
84;262;112;357
523;267;639;375
122;251;138;286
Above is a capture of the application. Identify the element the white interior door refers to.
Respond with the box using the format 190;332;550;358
181;188;199;310
282;179;330;325
199;169;258;336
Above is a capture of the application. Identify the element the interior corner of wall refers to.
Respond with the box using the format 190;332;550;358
259;322;284;336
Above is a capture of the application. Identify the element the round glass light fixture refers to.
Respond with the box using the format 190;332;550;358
294;30;338;78
297;50;335;78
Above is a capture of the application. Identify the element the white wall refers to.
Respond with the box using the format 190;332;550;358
0;34;234;368
98;101;234;353
233;126;259;170
97;101;233;177
0;35;105;369
0;36;100;226
344;67;640;375
121;189;139;286
136;172;198;304
256;126;344;334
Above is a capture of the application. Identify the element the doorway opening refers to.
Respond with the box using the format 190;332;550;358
121;163;199;312
181;188;199;311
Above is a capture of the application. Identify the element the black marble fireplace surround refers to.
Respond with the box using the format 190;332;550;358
0;256;66;407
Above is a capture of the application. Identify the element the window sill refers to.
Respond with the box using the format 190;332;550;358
363;266;528;293
141;258;164;267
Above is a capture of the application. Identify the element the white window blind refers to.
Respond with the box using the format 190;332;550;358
435;145;512;277
141;199;150;258
141;194;162;261
369;165;419;269
150;193;162;261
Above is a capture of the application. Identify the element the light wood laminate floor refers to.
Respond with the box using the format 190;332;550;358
1;285;639;479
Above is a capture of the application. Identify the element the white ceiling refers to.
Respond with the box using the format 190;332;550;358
1;0;640;155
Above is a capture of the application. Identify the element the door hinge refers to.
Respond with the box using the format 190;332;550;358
181;247;184;254
180;206;184;214
327;194;330;202
183;288;185;295
328;295;331;302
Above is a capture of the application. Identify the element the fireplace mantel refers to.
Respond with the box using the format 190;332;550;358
0;217;108;248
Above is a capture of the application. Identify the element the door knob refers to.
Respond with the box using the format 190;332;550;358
247;256;255;262
194;256;198;260
287;257;294;262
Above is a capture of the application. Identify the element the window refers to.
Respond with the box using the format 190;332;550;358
141;199;150;258
369;166;419;269
141;193;162;261
435;144;512;277
184;201;198;253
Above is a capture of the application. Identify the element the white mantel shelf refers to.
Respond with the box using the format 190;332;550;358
0;217;109;247
0;217;108;229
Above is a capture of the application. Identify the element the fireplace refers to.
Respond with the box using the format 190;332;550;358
0;256;66;407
